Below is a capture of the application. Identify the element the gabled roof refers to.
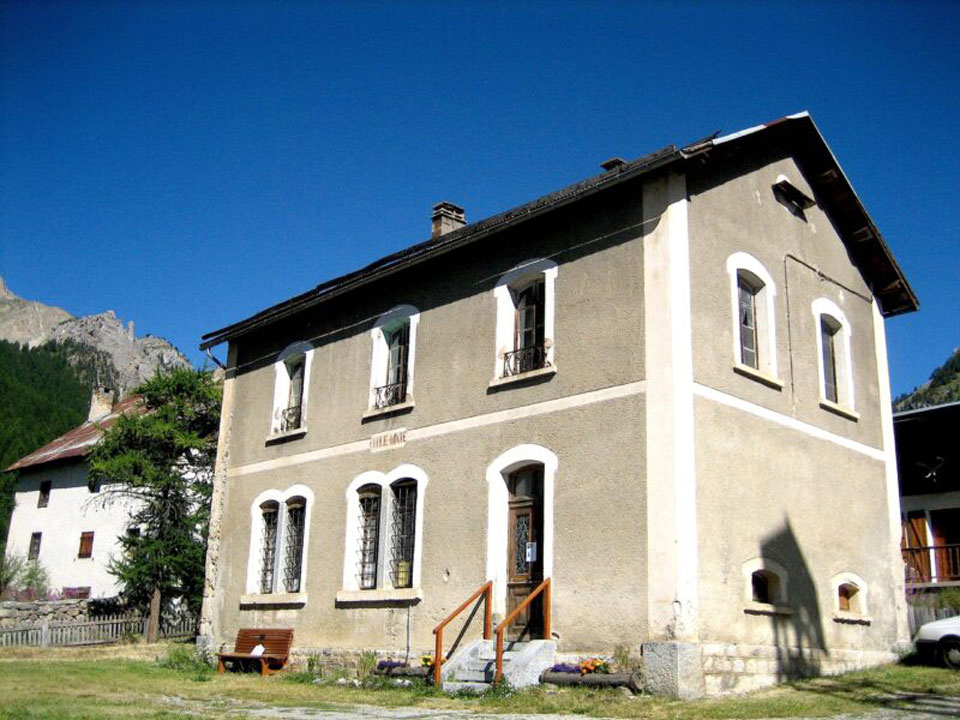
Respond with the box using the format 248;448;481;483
200;112;917;351
5;396;143;472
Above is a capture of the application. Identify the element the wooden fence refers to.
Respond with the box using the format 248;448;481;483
0;611;196;648
907;604;959;636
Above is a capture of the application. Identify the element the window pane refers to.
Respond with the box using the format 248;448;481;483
29;532;41;561
386;324;409;386
358;489;381;590
283;501;305;593
738;279;758;369
390;481;417;588
260;505;279;593
821;319;838;402
283;359;305;430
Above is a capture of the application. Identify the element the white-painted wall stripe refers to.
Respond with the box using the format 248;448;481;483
227;381;645;478
692;382;885;461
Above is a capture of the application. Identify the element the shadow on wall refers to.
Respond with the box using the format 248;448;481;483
760;518;827;681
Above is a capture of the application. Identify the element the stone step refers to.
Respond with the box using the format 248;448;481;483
443;680;490;694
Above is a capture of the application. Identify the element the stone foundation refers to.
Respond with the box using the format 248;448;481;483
1;599;89;628
699;642;898;696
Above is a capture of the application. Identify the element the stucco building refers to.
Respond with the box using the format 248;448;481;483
198;113;917;696
4;391;141;598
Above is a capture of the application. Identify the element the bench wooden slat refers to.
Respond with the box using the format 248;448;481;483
217;628;294;677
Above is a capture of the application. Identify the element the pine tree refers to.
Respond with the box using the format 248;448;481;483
89;368;220;633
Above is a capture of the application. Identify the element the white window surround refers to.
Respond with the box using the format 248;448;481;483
742;557;792;616
492;259;558;385
485;444;557;617
242;484;313;605
726;252;781;386
365;305;420;416
811;298;857;418
269;341;315;438
830;571;870;622
337;464;428;602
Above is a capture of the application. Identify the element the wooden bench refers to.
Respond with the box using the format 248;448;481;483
216;628;294;677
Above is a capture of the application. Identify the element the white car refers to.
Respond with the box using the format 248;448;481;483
915;615;960;668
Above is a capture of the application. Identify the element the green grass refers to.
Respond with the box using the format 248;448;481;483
0;643;959;719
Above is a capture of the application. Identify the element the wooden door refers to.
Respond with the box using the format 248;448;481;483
902;511;930;581
506;466;544;641
930;509;960;581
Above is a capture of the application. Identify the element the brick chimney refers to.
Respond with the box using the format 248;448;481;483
88;387;115;422
431;202;466;238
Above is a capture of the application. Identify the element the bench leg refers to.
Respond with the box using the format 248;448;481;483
218;658;226;673
259;658;269;678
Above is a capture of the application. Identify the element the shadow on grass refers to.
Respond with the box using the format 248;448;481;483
788;656;960;717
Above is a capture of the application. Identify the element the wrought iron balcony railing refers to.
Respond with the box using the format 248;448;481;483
903;544;960;584
279;404;302;432
502;343;549;377
374;381;407;409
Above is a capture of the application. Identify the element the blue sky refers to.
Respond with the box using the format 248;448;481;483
1;1;956;398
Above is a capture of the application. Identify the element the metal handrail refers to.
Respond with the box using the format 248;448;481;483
374;381;407;409
903;544;960;583
494;577;551;682
502;344;549;377
431;581;492;686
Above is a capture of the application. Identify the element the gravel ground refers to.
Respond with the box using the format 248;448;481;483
157;693;960;719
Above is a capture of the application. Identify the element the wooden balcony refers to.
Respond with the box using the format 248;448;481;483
903;544;960;585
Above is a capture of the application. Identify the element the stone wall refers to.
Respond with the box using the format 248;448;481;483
0;597;125;628
700;642;898;695
0;600;90;628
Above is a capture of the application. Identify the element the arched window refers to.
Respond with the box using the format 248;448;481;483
367;305;419;413
812;298;855;413
270;341;314;436
357;485;382;590
259;500;279;594
831;572;868;617
339;465;428;599
742;557;789;609
493;259;558;382
726;253;779;383
245;486;313;600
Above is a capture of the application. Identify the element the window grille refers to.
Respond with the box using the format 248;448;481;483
283;500;305;593
390;481;417;588
820;318;839;402
260;503;279;593
358;488;381;590
738;277;759;368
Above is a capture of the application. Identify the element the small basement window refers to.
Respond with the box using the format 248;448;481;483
78;531;94;559
751;569;780;604
831;572;869;619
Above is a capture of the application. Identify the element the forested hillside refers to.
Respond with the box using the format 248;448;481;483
894;347;960;412
0;340;91;551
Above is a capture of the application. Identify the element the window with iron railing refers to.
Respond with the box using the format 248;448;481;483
390;480;417;589
358;486;381;590
281;358;305;431
283;499;306;593
371;313;414;410
259;502;279;593
503;279;549;377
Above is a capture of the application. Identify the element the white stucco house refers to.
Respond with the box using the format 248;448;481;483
4;391;142;598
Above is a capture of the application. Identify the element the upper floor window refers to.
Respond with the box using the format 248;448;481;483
368;305;419;413
340;465;428;599
270;341;314;436
726;253;779;384
245;486;313;599
37;481;51;508
493;259;557;381
811;298;855;414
